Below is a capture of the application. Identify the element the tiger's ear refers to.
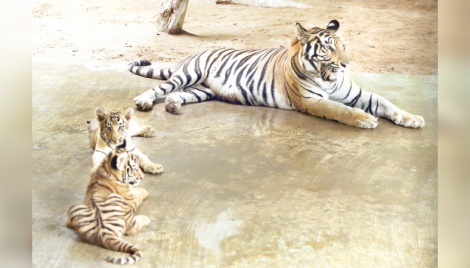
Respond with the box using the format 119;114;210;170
295;23;310;45
95;108;106;122
110;155;119;170
124;107;134;121
112;151;128;171
326;20;340;32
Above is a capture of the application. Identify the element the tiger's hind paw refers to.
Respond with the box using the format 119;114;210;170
134;91;155;111
165;96;182;114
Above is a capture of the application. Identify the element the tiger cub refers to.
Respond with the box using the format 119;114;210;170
88;107;163;174
66;148;150;265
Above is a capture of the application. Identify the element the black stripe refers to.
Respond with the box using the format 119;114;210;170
146;68;153;78
182;59;194;86
68;206;88;215
116;139;126;149
160;69;167;80
366;95;373;113
223;61;237;85
235;51;258;70
236;66;251;105
193;53;203;84
173;75;183;87
303;87;324;98
261;82;268;105
346;88;362;107
202;50;217;74
291;54;308;80
188;90;202;102
256;49;278;91
95;150;108;156
191;87;214;99
215;50;237;77
206;49;228;75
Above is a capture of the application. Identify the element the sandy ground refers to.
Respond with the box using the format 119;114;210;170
32;0;437;75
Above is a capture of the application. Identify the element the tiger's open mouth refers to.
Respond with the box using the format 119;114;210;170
321;66;340;82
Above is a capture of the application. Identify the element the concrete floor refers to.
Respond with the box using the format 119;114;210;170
32;59;437;267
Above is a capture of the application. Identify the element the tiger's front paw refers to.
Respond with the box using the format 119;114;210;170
392;110;425;128
140;125;155;137
137;215;151;228
350;108;379;129
126;215;151;235
134;188;149;199
134;91;155;111
164;96;182;114
142;162;164;174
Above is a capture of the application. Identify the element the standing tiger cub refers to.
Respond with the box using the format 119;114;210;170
88;107;163;174
129;20;424;129
66;148;150;265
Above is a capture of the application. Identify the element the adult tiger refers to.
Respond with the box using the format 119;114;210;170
129;20;424;129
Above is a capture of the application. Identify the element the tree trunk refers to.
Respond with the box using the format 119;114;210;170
157;0;189;35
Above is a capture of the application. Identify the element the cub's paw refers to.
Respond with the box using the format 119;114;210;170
392;110;425;128
350;108;378;129
165;95;182;114
136;188;149;199
142;162;164;174
140;125;155;137
136;215;151;227
126;215;151;235
134;91;155;111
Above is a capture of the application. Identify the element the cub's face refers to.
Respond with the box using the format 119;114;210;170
295;20;349;83
111;149;144;186
96;108;132;147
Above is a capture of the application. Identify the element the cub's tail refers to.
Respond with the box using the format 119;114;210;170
128;60;173;80
104;237;142;265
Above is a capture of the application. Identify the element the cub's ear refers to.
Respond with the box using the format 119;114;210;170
111;154;119;170
326;20;340;32
295;22;310;45
112;151;128;171
124;107;134;121
95;108;106;122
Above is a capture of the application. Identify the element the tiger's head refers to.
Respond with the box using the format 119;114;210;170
95;108;133;147
294;20;349;83
109;148;144;186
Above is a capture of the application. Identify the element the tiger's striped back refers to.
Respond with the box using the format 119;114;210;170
66;148;149;265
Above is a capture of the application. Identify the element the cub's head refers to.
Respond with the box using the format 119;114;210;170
294;20;349;83
95;108;133;147
108;148;143;186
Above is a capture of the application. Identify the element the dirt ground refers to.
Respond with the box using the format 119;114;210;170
32;0;437;75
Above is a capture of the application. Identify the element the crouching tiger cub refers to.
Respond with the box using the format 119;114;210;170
88;107;163;174
129;20;424;129
66;148;150;265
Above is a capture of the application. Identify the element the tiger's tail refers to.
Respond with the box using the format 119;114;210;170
104;237;142;265
128;60;173;80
